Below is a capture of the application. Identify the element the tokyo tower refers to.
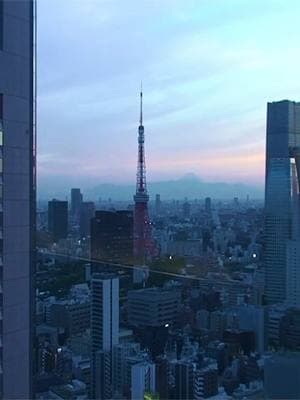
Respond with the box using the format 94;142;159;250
133;88;155;265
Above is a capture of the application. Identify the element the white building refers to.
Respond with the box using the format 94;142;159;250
91;273;119;398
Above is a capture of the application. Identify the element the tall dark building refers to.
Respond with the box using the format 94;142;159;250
0;0;35;397
194;368;218;399
264;100;300;304
80;201;95;238
48;200;68;242
155;194;161;215
205;197;212;214
71;188;82;219
91;210;133;264
155;357;169;400
174;361;194;400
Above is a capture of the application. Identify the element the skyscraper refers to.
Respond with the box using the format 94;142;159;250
71;188;82;220
91;273;119;398
265;100;300;304
79;201;95;238
90;210;133;264
48;199;68;242
0;0;35;397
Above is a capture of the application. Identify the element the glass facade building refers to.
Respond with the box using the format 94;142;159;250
0;0;35;397
265;100;300;304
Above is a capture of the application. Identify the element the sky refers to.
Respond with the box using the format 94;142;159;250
37;0;300;192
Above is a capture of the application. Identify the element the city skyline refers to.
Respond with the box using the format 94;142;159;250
37;0;300;191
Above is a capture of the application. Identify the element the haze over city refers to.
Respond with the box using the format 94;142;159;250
38;0;300;197
3;0;300;398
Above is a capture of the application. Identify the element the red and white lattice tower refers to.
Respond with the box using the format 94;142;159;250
133;88;155;265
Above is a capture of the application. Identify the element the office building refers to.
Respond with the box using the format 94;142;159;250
155;357;169;400
267;305;287;349
227;305;266;353
91;274;119;398
0;0;35;397
264;353;300;399
80;201;95;238
264;100;300;304
112;342;141;395
287;241;300;306
280;307;300;351
194;367;218;399
90;210;133;264
71;188;82;219
174;360;194;400
131;361;156;400
48;199;68;241
48;298;90;336
127;287;180;327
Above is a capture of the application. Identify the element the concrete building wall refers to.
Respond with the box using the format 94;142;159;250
0;0;34;398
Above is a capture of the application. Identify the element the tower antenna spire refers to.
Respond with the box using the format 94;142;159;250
134;83;156;264
140;81;143;126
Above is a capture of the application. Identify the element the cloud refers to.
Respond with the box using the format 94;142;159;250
37;0;300;193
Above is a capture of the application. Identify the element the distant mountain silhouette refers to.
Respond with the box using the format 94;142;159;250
38;173;263;201
85;175;263;201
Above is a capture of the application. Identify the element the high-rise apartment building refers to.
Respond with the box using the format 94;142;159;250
264;100;300;304
71;188;82;219
48;199;68;242
90;210;133;264
0;0;35;398
91;273;119;398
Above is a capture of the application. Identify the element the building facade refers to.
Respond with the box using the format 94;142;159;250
174;360;194;400
0;0;35;398
91;273;119;398
131;361;156;400
264;100;300;304
90;210;133;264
127;287;180;327
70;188;82;220
48;199;68;242
79;201;95;238
194;367;218;399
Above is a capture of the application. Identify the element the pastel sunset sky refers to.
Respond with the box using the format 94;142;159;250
37;0;300;190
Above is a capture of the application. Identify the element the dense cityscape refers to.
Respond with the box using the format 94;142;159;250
1;0;300;399
33;98;300;400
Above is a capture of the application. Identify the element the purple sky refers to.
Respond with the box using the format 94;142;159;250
37;0;300;191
